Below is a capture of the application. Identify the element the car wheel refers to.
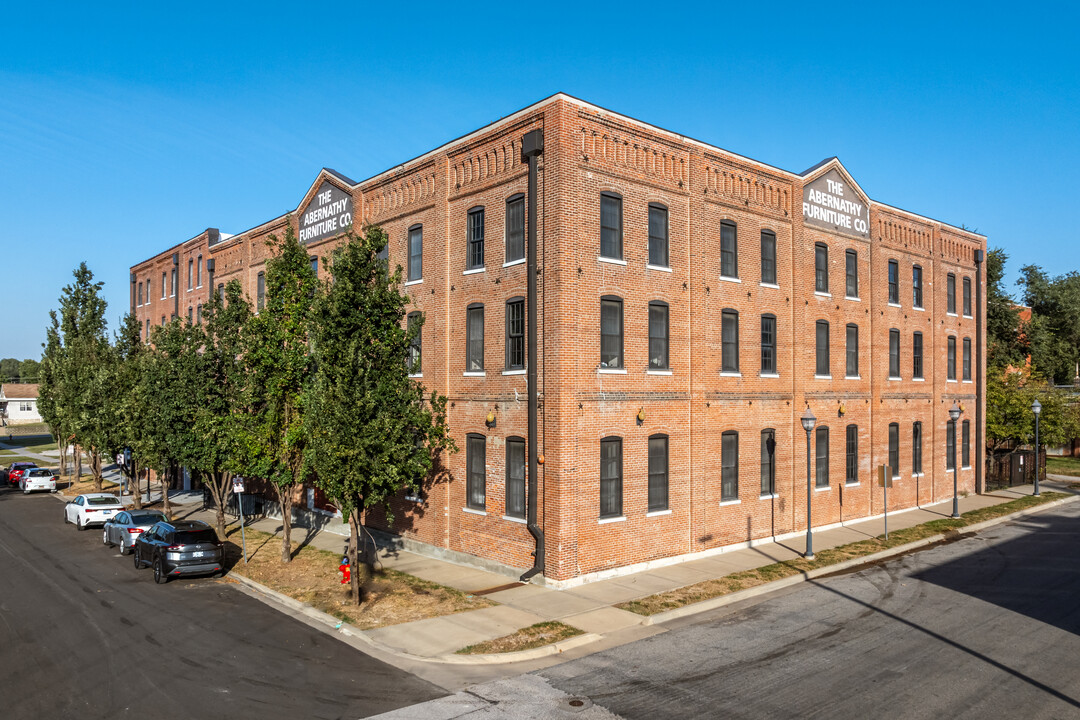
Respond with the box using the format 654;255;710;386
103;529;109;546
23;486;30;495
133;549;142;569
153;558;168;584
77;516;86;531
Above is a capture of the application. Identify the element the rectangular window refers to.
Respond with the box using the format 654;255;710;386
506;438;525;518
845;249;858;298
408;225;422;281
761;230;776;285
310;257;318;277
845;425;857;485
187;307;192;324
947;274;956;314
913;265;923;308
963;277;972;316
256;272;265;311
161;272;166;299
468;207;485;269
815;427;829;488
913;422;923;475
815;244;828;293
947;336;956;380
197;255;202;287
720;221;737;278
913;332;924;379
137;282;143;306
648;205;668;267
600;298;623;369
407;313;421;374
722;310;739;373
600;437;622;518
466;435;486;510
600;194;623;259
648;435;669;512
505;299;525;371
761;315;776;374
963;337;971;381
846;324;858;377
761;429;775;496
962;420;971;468
145;318;150;339
889;329;900;378
721;431;738;502
888;423;900;478
815;321;829;376
649;302;669;370
506;195;525;263
946;420;956;470
466;305;484;371
187;259;193;290
170;268;176;297
888;260;899;304
196;304;202;324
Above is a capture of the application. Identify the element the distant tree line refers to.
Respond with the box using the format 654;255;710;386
0;358;41;384
38;227;453;604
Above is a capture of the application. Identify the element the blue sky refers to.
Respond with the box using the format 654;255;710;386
2;1;1077;362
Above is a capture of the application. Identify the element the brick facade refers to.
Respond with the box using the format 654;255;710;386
130;94;986;586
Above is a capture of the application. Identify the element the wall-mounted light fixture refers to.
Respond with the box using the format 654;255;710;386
636;408;646;425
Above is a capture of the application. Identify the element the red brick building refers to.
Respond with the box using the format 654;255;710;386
130;94;986;587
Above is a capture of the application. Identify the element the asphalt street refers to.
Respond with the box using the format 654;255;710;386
0;486;445;720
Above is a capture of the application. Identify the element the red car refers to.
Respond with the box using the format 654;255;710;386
7;462;37;486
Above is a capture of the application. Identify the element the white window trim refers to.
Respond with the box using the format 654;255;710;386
912;473;924;478
408;373;423;379
947;379;958;384
962;465;972;471
598;256;627;266
598;368;627;375
719;499;741;507
646;509;672;517
888;375;902;381
815;374;833;380
760;493;779;500
760;282;780;289
463;267;485;275
598;515;626;524
502;515;527;524
845;295;861;302
845;482;860;487
719;275;742;284
502;369;526;376
888;302;902;308
462;507;487;516
760;372;781;378
814;291;832;298
503;258;526;268
815;485;831;492
963;313;973;319
913;377;925;382
946;312;958;317
719;371;742;378
962;379;974;384
914;305;925;311
404;279;423;286
845;374;862;380
646;369;673;375
646;264;672;273
463;371;486;377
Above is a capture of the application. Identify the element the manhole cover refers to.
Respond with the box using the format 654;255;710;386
562;696;593;711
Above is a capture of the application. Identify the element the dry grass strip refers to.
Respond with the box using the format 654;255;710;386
618;492;1070;616
456;621;583;655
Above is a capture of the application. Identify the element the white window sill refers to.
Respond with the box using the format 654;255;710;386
598;515;626;524
962;379;973;384
845;482;860;487
845;375;861;380
947;312;957;317
815;291;831;298
815;485;831;492
963;314;973;319
760;282;780;289
719;371;742;377
962;465;972;471
463;267;485;275
646;264;672;273
462;507;487;516
846;295;861;302
503;515;527;523
646;509;672;517
598;368;627;375
760;372;780;378
196;284;203;289
719;499;740;507
912;473;924;479
947;379;958;383
503;258;525;268
463;371;486;377
502;369;526;375
913;377;925;382
888;302;901;308
404;279;423;286
598;256;627;266
647;369;673;375
408;373;423;378
719;275;741;284
815;374;832;380
760;493;779;500
888;376;902;381
914;306;925;311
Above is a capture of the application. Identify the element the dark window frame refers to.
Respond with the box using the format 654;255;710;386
721;430;739;502
947;336;957;380
845;249;858;298
720;220;738;279
889;329;901;378
648;434;669;512
600;296;624;370
722;309;739;373
761;314;777;375
888;423;900;478
963;276;972;317
648;203;669;268
815;426;830;488
761;429;776;496
256;271;265;311
946;420;956;470
467;206;485;270
962;420;971;468
815;320;830;377
648;301;669;371
846;323;859;378
913;332;924;379
407;311;422;375
760;229;777;285
466;434;486;510
466;303;484;372
888;259;899;304
506;436;526;519
947;273;956;314
846;424;858;485
505;298;525;371
600;436;623;519
913;421;923;475
600;193;623;260
505;194;525;264
815;243;829;293
408;224;423;282
963;337;972;381
913;264;923;308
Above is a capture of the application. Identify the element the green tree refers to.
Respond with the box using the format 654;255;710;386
986;247;1021;370
38;314;73;474
0;358;19;382
1017;264;1080;384
241;227;317;562
112;313;148;508
19;359;41;383
305;227;453;604
986;367;1079;453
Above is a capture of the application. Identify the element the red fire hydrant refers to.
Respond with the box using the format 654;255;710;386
339;556;351;585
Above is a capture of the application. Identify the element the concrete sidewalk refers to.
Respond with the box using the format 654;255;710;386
160;477;1080;663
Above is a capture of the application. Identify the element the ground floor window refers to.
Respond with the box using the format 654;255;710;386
600;437;622;518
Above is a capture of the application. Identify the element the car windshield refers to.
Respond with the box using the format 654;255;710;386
87;497;120;506
174;529;218;544
29;469;52;477
15;463;35;469
131;514;164;526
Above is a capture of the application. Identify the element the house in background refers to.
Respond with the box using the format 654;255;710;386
0;384;42;424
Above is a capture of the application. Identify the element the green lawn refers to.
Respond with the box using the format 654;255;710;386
1046;455;1080;477
0;434;58;454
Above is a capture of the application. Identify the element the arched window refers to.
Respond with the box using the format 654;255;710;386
466;434;486;510
648;434;669;511
600;436;622;518
466;303;484;372
815;320;830;377
649;301;669;370
600;296;623;369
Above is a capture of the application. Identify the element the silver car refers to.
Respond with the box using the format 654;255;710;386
102;510;167;554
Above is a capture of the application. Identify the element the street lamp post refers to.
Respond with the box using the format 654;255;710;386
801;407;817;560
949;402;962;518
1032;399;1042;497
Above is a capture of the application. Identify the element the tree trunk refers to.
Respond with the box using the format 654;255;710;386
348;507;362;605
90;449;103;492
278;484;294;563
57;438;68;477
130;459;142;510
74;445;82;483
206;470;230;539
161;465;172;518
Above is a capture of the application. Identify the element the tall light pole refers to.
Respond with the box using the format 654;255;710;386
949;402;962;518
1032;398;1042;497
801;407;817;560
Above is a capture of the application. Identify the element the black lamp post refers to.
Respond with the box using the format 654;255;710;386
949;402;962;518
801;407;817;559
1032;398;1042;497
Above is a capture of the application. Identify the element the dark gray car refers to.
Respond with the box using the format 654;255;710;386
132;520;224;584
102;510;166;554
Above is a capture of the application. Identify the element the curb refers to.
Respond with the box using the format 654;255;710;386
641;493;1080;626
226;571;602;665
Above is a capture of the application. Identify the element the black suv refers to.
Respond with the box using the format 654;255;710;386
133;520;224;583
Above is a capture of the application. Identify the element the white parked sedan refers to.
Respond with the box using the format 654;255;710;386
64;493;123;531
20;468;58;494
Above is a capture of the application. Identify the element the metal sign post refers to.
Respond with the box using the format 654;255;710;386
233;476;247;564
878;465;893;540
